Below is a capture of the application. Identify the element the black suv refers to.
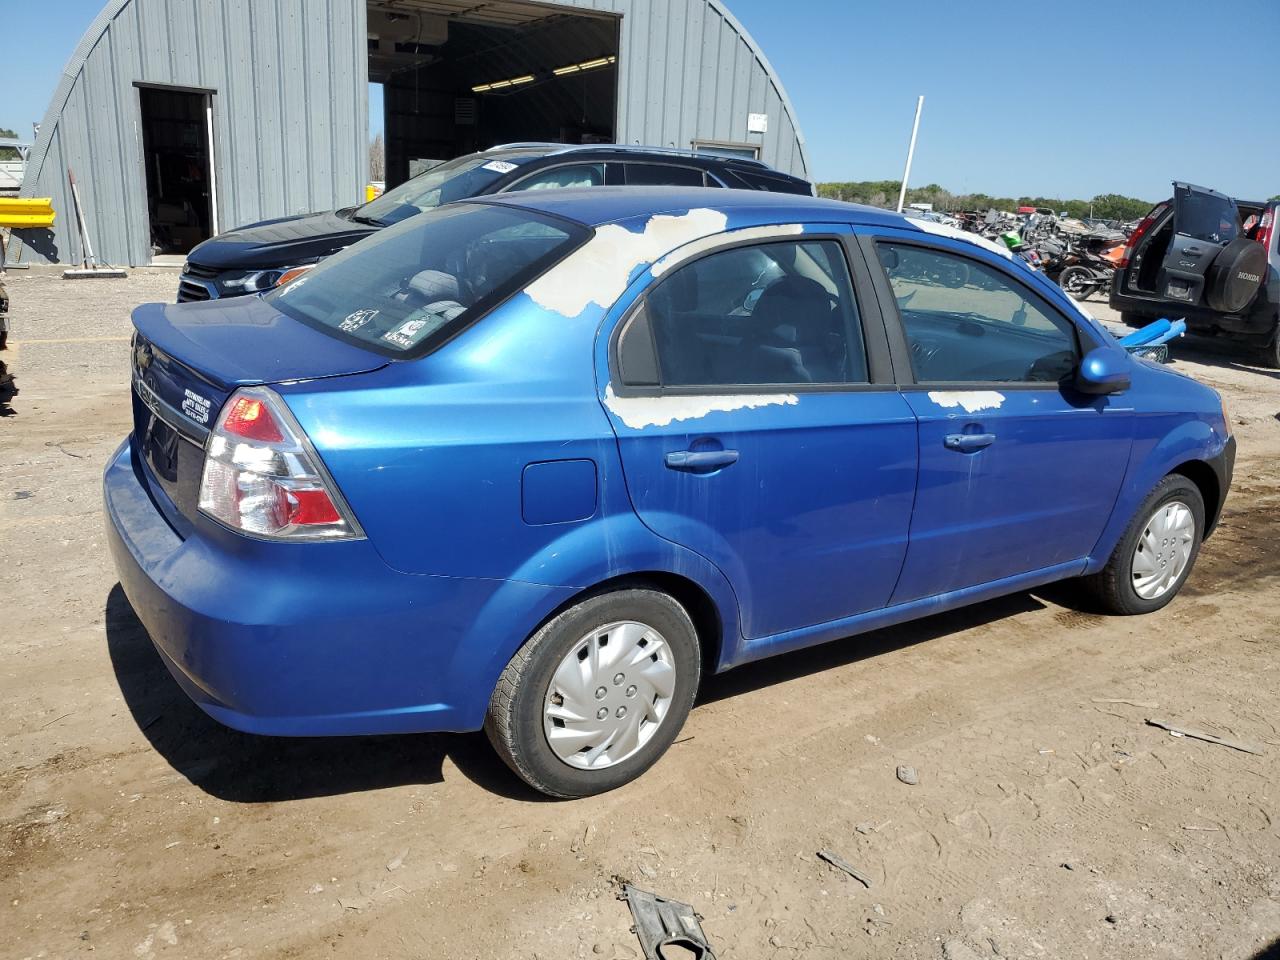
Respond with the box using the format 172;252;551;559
177;143;813;303
1110;182;1278;365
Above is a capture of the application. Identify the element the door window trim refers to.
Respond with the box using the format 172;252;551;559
608;231;897;398
858;232;1105;390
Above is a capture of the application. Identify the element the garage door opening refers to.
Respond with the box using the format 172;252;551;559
137;86;216;257
368;0;620;188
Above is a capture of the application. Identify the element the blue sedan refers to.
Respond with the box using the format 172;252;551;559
105;189;1235;797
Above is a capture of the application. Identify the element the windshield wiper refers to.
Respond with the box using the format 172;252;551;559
348;213;386;227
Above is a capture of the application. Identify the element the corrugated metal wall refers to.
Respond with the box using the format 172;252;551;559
14;0;807;266
14;0;367;266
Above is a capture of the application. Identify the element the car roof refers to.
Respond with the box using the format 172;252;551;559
474;186;905;230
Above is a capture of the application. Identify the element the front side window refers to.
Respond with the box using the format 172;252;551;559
877;242;1079;383
624;239;868;388
355;151;544;226
268;203;585;356
508;163;606;191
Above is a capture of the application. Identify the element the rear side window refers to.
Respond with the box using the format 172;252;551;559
733;170;813;195
509;163;606;191
622;239;869;388
877;243;1078;383
267;204;586;357
623;163;711;187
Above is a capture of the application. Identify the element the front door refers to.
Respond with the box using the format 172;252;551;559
871;233;1134;604
603;233;918;639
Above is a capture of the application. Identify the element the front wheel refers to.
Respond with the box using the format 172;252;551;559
1080;475;1205;615
485;589;701;798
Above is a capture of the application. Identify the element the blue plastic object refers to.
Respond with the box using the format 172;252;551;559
1119;317;1186;350
105;189;1235;737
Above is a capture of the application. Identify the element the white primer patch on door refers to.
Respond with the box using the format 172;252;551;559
604;385;797;429
525;208;730;318
927;390;1006;413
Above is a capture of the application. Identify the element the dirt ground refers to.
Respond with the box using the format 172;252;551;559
1;271;1278;960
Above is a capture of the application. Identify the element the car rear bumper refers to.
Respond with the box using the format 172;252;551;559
103;438;568;736
1110;276;1276;339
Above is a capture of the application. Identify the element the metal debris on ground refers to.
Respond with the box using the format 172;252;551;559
896;764;919;785
1092;698;1158;708
1145;719;1264;755
620;884;716;960
816;848;873;889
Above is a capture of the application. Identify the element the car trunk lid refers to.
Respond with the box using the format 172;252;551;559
129;296;388;529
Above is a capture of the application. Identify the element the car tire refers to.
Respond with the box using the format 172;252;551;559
1259;330;1280;370
1080;474;1205;616
1119;311;1147;328
485;589;701;798
1058;265;1095;301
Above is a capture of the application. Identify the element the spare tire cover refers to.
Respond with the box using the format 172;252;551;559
1206;237;1268;313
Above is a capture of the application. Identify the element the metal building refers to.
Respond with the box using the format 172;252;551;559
12;0;810;267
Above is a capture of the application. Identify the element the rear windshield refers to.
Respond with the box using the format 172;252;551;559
267;203;587;357
1175;185;1240;245
355;152;542;226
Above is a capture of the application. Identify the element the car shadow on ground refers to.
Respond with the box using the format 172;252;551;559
1168;337;1280;381
107;580;1099;804
104;584;549;804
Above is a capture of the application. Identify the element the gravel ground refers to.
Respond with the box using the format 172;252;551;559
1;271;1278;960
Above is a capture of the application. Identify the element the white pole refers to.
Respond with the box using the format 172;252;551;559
895;95;925;213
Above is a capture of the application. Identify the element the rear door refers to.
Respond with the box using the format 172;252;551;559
1155;182;1241;307
865;230;1134;603
602;229;918;640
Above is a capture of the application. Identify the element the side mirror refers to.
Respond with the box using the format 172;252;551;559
1075;347;1131;395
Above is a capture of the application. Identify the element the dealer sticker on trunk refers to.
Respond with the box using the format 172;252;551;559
182;388;211;425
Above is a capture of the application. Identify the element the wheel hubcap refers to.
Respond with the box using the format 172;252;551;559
543;620;677;770
1131;500;1195;600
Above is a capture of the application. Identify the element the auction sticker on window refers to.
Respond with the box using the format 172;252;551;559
340;308;379;333
381;317;433;349
482;160;518;174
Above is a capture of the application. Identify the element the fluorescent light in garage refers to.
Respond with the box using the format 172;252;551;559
553;55;617;76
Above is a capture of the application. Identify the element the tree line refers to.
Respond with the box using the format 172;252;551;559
816;179;1157;221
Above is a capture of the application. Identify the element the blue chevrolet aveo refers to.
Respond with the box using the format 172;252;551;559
106;188;1235;797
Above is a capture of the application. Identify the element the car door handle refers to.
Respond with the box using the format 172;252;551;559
664;449;740;471
944;433;996;452
1181;245;1203;256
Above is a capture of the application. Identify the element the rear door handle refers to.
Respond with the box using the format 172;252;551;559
944;433;996;452
665;449;740;471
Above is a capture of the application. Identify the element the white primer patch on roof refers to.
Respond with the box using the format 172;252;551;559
927;390;1006;413
604;385;798;429
911;218;1015;261
650;223;806;277
525;208;729;318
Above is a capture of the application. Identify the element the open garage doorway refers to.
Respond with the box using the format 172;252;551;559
137;85;216;258
368;0;620;188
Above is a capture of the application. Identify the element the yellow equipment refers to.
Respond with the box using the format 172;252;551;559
0;198;56;229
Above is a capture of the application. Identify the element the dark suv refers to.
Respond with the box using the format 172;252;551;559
177;144;813;303
1110;182;1278;365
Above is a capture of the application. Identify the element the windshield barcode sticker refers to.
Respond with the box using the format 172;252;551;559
482;160;517;174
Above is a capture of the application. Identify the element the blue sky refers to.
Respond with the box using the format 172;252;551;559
4;0;1277;200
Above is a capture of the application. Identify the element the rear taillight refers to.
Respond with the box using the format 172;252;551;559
1256;208;1274;254
198;387;363;541
1119;203;1167;269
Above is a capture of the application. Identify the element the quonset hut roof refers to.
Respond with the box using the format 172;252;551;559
15;0;810;266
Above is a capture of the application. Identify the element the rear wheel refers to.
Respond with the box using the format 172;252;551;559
1080;475;1204;615
485;589;701;798
1258;329;1280;370
1058;265;1098;301
1119;311;1148;328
